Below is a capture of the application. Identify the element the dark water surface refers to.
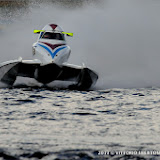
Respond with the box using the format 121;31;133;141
0;87;160;159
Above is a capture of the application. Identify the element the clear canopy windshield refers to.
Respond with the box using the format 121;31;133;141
41;32;65;41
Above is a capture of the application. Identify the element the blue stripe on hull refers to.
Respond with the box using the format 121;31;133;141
38;44;54;58
38;44;67;59
52;46;67;57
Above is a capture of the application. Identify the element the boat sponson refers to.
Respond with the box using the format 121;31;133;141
0;62;98;89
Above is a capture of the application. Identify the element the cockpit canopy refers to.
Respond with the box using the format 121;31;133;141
40;32;65;41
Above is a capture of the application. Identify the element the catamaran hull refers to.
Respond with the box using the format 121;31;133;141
0;61;98;90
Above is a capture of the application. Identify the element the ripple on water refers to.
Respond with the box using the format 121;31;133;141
87;96;106;101
98;110;117;114
1;99;35;106
29;95;47;99
72;112;97;116
138;107;152;111
132;93;145;96
16;99;36;104
0;150;18;160
20;151;48;159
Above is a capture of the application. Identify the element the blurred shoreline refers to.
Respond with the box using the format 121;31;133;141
0;0;99;7
0;0;101;26
0;1;28;7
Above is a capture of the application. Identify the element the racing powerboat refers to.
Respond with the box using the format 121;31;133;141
0;24;98;90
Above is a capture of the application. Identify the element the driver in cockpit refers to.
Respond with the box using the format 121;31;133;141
43;32;51;39
42;32;65;41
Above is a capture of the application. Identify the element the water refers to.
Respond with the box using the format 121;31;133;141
1;0;160;159
0;87;160;159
